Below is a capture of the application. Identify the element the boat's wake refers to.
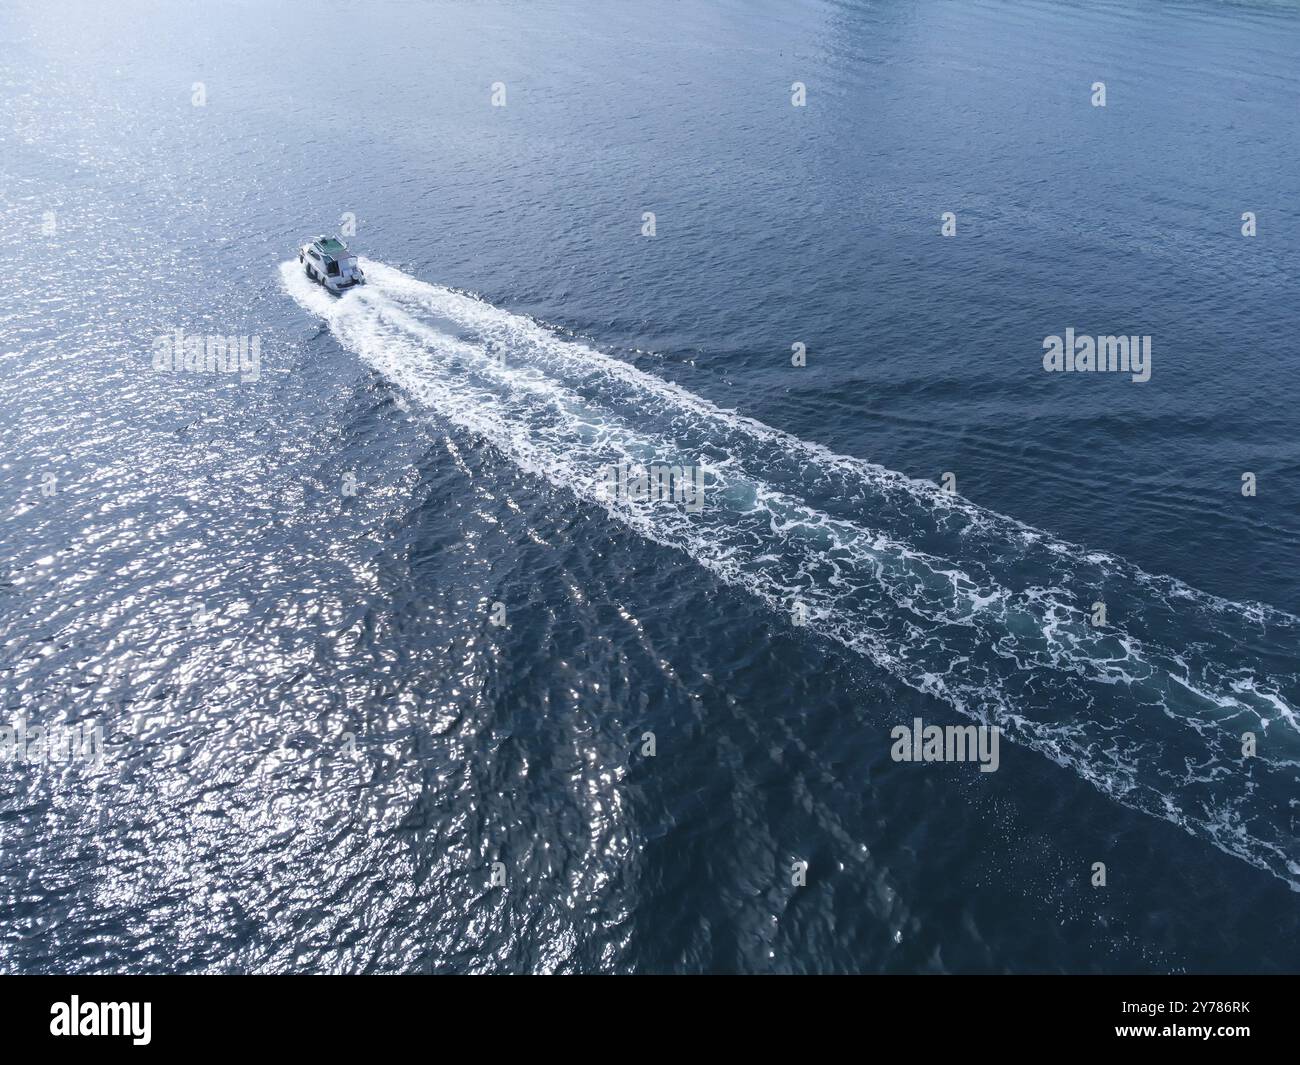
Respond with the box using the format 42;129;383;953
281;258;1300;889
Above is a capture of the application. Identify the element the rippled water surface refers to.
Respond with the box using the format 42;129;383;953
2;0;1299;972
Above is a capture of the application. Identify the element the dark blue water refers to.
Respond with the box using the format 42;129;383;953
2;0;1298;972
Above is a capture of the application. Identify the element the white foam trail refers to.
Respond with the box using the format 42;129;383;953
281;259;1300;889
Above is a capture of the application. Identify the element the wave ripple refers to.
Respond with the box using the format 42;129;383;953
281;259;1300;889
